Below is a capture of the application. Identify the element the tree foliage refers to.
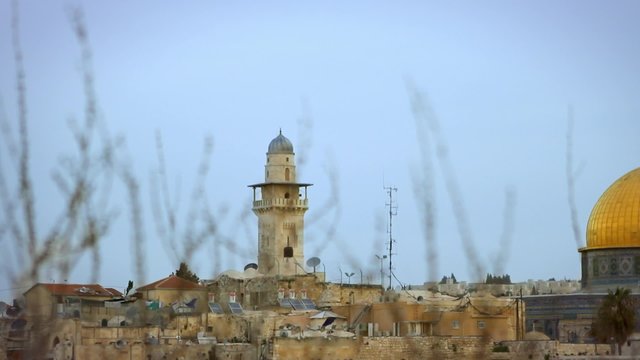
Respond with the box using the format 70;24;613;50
439;273;458;284
124;280;133;297
590;287;636;355
175;262;199;283
485;273;511;284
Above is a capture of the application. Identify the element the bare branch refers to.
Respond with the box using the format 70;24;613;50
406;78;438;283
493;188;517;275
566;105;583;249
407;83;485;281
296;97;313;176
12;0;38;258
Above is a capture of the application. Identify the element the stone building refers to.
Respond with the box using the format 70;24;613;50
579;167;640;292
23;283;122;320
136;274;209;314
332;293;522;341
249;130;312;276
8;131;533;359
524;167;640;343
206;268;381;312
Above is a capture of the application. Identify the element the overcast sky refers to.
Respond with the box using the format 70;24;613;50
1;1;639;298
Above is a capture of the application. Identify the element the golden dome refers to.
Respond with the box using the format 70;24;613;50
585;167;640;250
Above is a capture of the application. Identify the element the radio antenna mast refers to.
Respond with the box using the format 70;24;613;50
384;186;398;290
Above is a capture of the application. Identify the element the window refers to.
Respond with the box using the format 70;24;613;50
286;157;289;162
477;320;486;329
452;320;460;329
285;168;290;181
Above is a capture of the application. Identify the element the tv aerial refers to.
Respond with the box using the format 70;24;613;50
306;257;321;272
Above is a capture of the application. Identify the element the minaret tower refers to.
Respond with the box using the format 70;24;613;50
249;130;312;276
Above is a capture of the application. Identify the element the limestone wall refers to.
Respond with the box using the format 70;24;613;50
272;337;360;360
357;336;492;360
68;343;255;360
272;336;493;360
499;340;613;359
318;283;382;307
201;313;250;342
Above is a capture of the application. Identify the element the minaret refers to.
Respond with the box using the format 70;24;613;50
248;131;312;276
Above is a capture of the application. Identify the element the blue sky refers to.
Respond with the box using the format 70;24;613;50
1;1;639;297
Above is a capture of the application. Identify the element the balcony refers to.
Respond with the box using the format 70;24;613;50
253;198;308;210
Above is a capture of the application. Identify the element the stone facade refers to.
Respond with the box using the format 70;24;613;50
271;336;493;360
249;132;312;276
422;279;581;298
332;294;522;341
207;272;380;310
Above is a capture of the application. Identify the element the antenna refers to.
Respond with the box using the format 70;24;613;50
384;185;398;290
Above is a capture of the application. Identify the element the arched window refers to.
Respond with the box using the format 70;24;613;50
285;168;290;181
284;192;290;199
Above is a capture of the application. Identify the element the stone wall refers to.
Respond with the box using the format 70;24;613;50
272;336;493;360
210;273;382;311
69;343;255;360
201;313;250;342
273;337;360;360
318;283;382;307
501;340;558;360
421;279;581;297
498;341;615;359
358;336;492;360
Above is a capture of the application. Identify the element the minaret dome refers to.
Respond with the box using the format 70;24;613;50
268;130;294;154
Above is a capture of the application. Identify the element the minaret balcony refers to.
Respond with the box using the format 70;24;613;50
252;198;308;210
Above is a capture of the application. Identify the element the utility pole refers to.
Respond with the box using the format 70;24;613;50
384;186;397;290
375;255;387;289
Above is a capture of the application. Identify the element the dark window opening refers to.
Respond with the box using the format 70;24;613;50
284;246;294;258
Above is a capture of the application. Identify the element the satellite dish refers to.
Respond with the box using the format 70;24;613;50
244;263;258;271
306;257;321;272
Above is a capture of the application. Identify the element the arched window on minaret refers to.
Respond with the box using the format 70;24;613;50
285;168;290;181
